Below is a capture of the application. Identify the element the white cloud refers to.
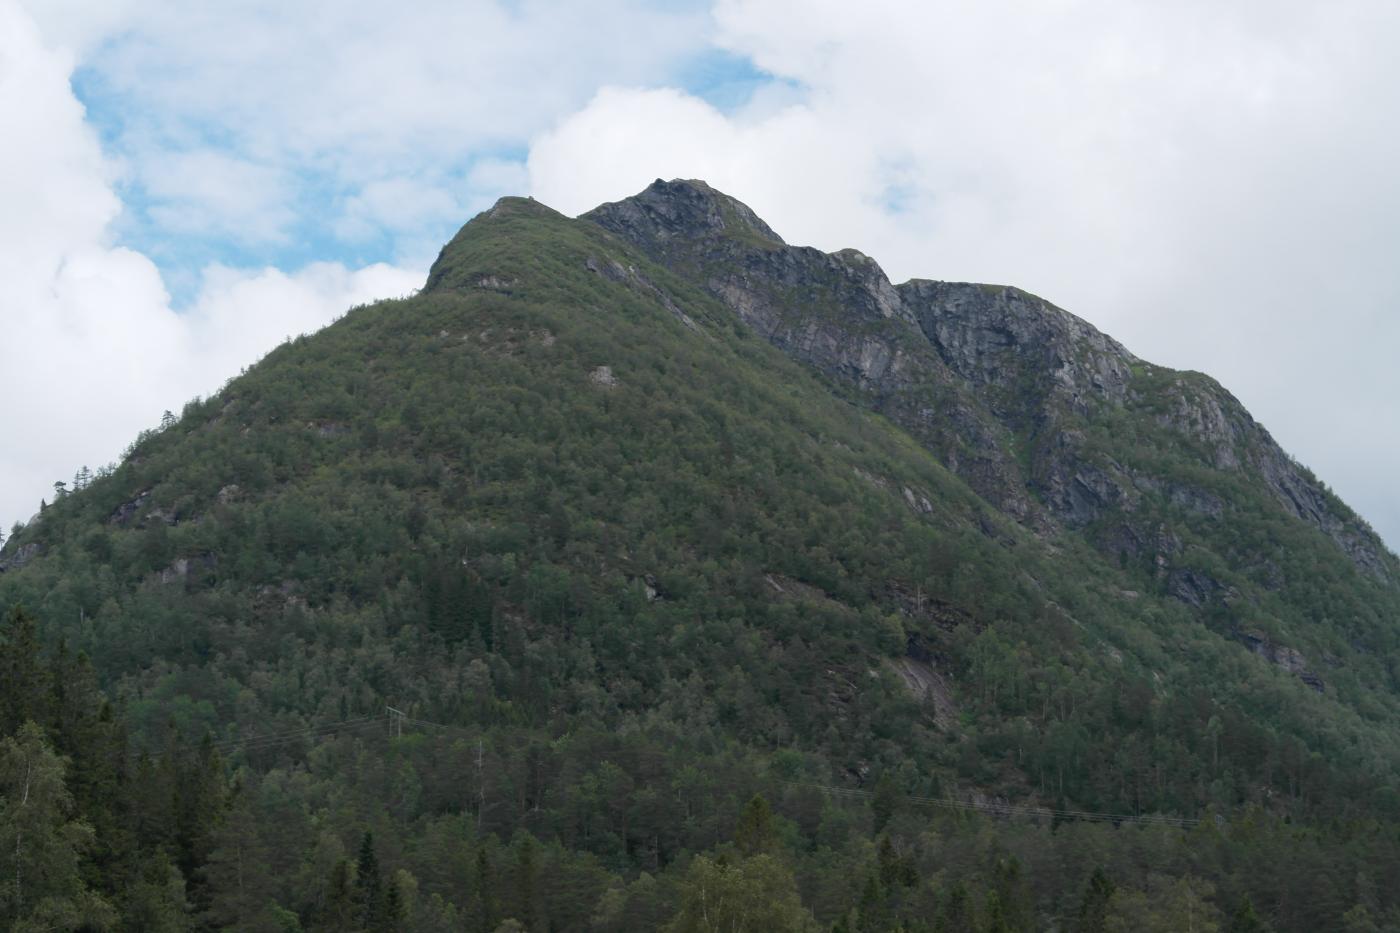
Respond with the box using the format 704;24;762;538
20;0;717;243
528;0;1400;547
183;262;420;366
142;150;296;245
0;1;421;532
5;0;1397;553
334;178;463;244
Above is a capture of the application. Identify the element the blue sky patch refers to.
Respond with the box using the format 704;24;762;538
68;37;779;309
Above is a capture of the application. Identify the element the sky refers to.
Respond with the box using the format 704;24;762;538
1;0;1397;549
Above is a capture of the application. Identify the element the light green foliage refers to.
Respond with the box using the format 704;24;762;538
1105;875;1220;933
665;855;815;933
0;723;114;930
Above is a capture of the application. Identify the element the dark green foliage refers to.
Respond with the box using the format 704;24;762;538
1230;895;1271;933
1076;868;1115;933
354;832;382;929
734;795;778;857
936;882;974;933
871;773;901;835
0;195;1398;930
1;606;43;734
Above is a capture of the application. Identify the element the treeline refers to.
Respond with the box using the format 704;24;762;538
5;603;1400;931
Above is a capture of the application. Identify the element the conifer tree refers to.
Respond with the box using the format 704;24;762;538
381;873;405;933
1229;896;1270;933
872;773;900;834
1076;868;1115;933
355;831;383;928
320;858;356;931
201;789;274;929
0;606;43;735
936;883;973;933
472;843;498;933
734;794;777;857
46;643;129;885
513;834;539;932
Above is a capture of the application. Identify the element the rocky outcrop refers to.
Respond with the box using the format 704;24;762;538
108;489;181;527
0;542;42;573
585;178;1397;587
1166;567;1224;610
587;178;785;254
587;181;1041;527
584;255;702;332
1240;631;1325;693
153;553;217;587
589;365;619;388
884;655;957;729
901;280;1137;417
109;490;153;525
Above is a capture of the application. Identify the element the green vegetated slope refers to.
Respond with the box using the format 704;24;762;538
2;190;1399;931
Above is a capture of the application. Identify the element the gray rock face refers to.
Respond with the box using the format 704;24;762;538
901;280;1137;417
588;181;1041;526
1240;631;1325;693
109;489;152;525
589;365;619;388
1166;567;1223;610
152;552;218;586
585;178;1397;592
0;542;42;573
584;255;702;332
589;178;785;251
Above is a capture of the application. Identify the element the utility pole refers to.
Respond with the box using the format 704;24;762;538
385;706;405;739
476;737;486;832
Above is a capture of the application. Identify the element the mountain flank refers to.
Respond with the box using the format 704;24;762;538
1;179;1398;931
589;179;1393;582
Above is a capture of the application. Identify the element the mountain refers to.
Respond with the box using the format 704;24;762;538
2;180;1399;931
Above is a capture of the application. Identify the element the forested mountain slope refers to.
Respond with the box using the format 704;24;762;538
1;183;1398;931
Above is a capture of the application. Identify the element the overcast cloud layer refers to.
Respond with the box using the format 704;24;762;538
2;0;1397;549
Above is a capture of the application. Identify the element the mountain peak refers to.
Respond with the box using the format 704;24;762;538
7;169;1400;929
584;177;786;249
423;195;569;292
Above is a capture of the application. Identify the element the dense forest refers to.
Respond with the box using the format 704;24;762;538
2;185;1400;931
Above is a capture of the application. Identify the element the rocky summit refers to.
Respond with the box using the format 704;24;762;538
590;180;1392;580
2;179;1399;931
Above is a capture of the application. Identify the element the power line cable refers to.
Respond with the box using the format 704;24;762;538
781;780;1199;827
134;708;1203;828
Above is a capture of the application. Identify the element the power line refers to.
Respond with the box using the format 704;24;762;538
137;708;1202;828
396;713;1201;827
204;716;379;750
781;780;1200;827
135;715;382;761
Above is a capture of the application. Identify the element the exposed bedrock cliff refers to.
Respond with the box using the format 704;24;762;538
585;179;1395;589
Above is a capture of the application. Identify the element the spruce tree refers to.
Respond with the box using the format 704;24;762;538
1229;896;1270;933
514;834;539;932
1076;868;1115;933
0;606;43;735
871;773;900;834
733;794;777;857
355;831;383;928
200;789;273;929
